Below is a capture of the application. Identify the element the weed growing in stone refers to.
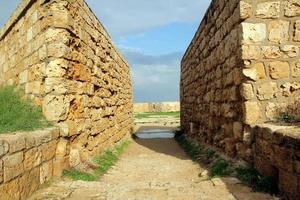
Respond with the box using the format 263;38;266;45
211;159;232;177
0;86;51;134
276;112;300;124
175;133;278;195
236;166;278;194
63;139;131;181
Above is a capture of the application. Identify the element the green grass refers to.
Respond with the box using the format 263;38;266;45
63;139;131;181
175;133;278;194
236;166;278;194
211;159;232;177
62;170;97;181
0;86;51;134
276;112;300;123
134;111;180;119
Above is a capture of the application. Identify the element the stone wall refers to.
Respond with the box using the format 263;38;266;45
254;124;300;199
181;0;300;198
0;0;133;166
0;128;69;200
181;0;244;159
181;0;300;161
134;102;180;113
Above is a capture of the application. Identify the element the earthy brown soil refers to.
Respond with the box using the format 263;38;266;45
28;136;275;200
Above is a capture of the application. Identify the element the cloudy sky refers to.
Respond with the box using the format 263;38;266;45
0;0;211;103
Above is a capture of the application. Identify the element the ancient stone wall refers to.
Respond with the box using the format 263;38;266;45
181;0;300;161
240;0;300;123
0;128;67;200
254;124;300;200
0;0;133;171
181;0;244;159
181;0;300;197
134;102;180;113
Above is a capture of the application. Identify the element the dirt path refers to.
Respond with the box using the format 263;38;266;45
28;135;275;200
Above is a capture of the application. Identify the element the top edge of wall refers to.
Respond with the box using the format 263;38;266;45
181;0;214;62
0;0;35;41
82;0;130;67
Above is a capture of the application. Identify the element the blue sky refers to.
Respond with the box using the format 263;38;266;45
0;0;211;103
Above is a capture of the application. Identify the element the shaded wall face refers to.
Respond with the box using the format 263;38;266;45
0;0;133;162
181;0;245;159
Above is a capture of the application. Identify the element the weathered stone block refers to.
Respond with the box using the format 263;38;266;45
261;46;281;59
255;1;280;19
19;167;40;199
257;82;277;100
43;95;70;122
253;62;266;79
240;1;252;19
243;101;260;125
40;140;57;162
3;152;24;182
269;61;290;79
0;140;9;158
268;20;290;43
284;0;300;17
40;160;53;184
242;45;263;60
242;23;266;43
0;133;25;153
240;83;254;100
281;45;299;58
24;147;41;171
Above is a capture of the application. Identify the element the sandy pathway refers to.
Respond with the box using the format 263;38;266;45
28;137;274;200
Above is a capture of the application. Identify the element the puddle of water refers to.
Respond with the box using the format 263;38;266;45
135;129;175;139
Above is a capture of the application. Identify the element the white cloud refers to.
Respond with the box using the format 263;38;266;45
86;0;211;38
121;48;182;102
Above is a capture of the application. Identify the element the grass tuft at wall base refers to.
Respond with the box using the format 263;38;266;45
0;86;51;134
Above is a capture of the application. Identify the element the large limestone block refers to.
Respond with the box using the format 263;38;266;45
43;95;71;122
3;152;24;182
240;83;254;100
269;61;290;79
24;147;41;171
253;63;266;79
0;133;25;153
242;23;266;44
240;1;252;19
255;1;280;19
268;20;290;43
284;0;300;17
257;82;278;100
243;101;260;125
